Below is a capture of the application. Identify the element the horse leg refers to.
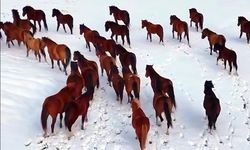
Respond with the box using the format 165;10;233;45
121;35;125;45
51;115;57;134
81;114;86;130
224;59;227;69
51;59;54;69
239;30;242;38
146;32;149;40
57;60;62;70
38;21;42;32
179;33;182;42
209;42;213;55
62;61;68;75
37;51;41;62
63;24;67;33
68;24;73;34
115;35;118;43
59;113;63;128
172;29;175;39
195;23;198;31
26;48;30;57
190;20;192;27
228;61;232;74
247;33;250;44
56;22;60;32
149;33;152;42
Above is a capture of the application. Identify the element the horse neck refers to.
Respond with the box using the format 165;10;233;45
148;68;160;79
204;87;216;97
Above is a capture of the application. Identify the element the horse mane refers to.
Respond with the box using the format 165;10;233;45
52;8;61;15
42;37;57;45
109;5;119;11
23;6;34;11
147;65;160;77
204;81;216;97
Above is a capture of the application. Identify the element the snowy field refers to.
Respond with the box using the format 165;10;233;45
1;0;250;149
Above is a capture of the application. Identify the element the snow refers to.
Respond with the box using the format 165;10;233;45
1;0;250;149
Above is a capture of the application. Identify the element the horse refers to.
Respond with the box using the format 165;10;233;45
203;80;221;131
12;9;37;34
114;44;137;74
141;20;164;44
66;61;84;99
105;21;130;46
122;66;140;103
189;8;203;31
64;75;95;133
170;15;190;46
73;51;100;89
25;37;47;62
145;65;176;108
110;64;124;104
42;37;71;75
237;16;250;43
41;83;76;137
22;6;48;31
94;38;117;60
79;23;100;51
52;8;73;34
201;28;226;55
214;44;238;75
109;5;130;27
153;91;174;134
131;98;150;150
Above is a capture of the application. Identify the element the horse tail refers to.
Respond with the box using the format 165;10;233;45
42;12;48;31
130;53;137;74
65;47;71;70
64;103;78;131
41;103;49;133
126;28;131;46
124;12;130;27
184;22;190;45
39;40;46;57
160;26;164;43
164;100;172;128
119;78;124;102
132;80;139;99
199;14;204;30
140;119;149;150
168;84;176;108
233;51;238;71
29;22;37;35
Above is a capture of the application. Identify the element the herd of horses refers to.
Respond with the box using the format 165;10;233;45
0;5;249;150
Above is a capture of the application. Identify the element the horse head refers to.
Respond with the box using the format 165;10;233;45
204;80;214;92
141;20;148;28
145;64;153;78
201;28;209;39
22;6;33;16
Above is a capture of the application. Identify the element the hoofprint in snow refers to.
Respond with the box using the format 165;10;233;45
1;0;250;150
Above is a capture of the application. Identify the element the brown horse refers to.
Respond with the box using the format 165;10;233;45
141;20;164;44
203;80;221;130
66;61;84;99
237;16;250;43
22;6;48;31
122;66;140;103
131;98;150;150
170;15;190;46
73;51;100;89
41;83;76;137
64;75;95;133
105;21;130;46
114;44;137;74
189;8;203;31
25;37;47;62
12;9;37;34
214;44;238;75
52;8;73;34
110;64;124;104
153;91;174;134
79;23;100;51
94;38;117;60
201;28;226;55
109;5;130;27
42;37;71;75
145;65;176;108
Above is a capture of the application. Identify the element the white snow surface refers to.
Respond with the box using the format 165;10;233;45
1;0;250;149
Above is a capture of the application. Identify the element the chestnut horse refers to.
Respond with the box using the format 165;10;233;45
145;65;176;108
214;44;238;75
141;20;164;44
122;66;140;103
25;37;47;62
42;37;71;75
201;28;226;55
237;16;250;43
52;8;73;34
79;23;100;51
203;80;221;130
110;64;124;104
12;9;37;34
114;44;137;74
41;83;76;137
189;8;203;31
170;15;190;46
131;98;150;150
22;6;48;31
105;21;130;46
109;5;130;27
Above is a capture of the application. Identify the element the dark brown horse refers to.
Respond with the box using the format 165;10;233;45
42;37;71;75
122;66;140;103
114;44;137;74
12;9;36;34
110;64;124;104
237;16;250;43
131;98;150;150
141;20;164;44
41;83;76;137
25;37;47;62
105;21;130;46
201;28;226;55
52;8;73;34
109;5;130;27
73;51;100;89
189;8;203;31
203;80;221;131
170;15;190;46
79;23;100;51
214;44;238;75
22;6;48;31
145;65;176;108
64;76;95;133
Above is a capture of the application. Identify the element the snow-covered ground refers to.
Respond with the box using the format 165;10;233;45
1;0;250;149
